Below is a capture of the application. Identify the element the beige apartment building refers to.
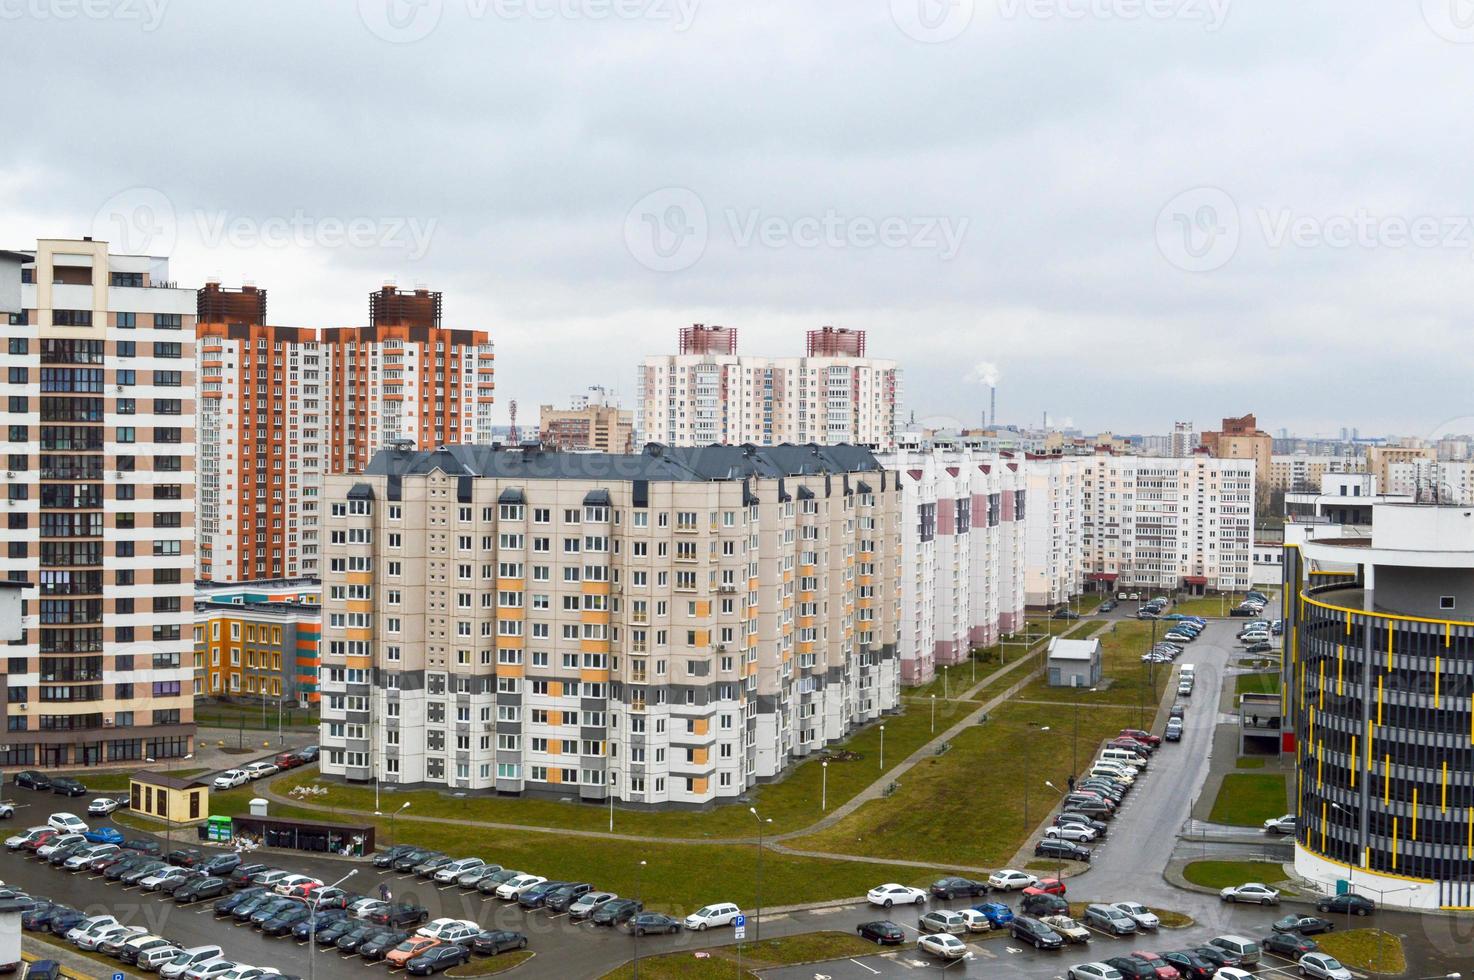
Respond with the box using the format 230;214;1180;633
317;442;901;807
539;398;634;453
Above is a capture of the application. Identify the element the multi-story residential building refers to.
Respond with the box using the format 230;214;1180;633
316;442;901;806
1386;459;1474;504
539;393;634;454
1;237;195;766
883;439;1026;685
1266;453;1365;493
322;287;496;473
1169;421;1196;458
195;283;495;583
1365;443;1435;489
196;283;324;581
1202;413;1273;484
1021;454;1088;607
192;586;321;704
1080;454;1255;594
637;325;900;449
1284;503;1474;910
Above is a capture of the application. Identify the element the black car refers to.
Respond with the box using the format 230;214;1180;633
929;876;989;899
14;771;51;791
165;847;202;867
249;896;304;927
215;886;269;916
1063;801;1113;819
122;861;169;885
1315;893;1375;916
47;842;89;866
1034;839;1092;863
357;929;410;961
313;918;359;945
1099;600;1116;612
1192;945;1243;969
50;778;87;797
332;923;379;950
392;849;435;872
231;892;284;922
543;883;593;914
291;910;349;941
406;944;466;976
175;877;228;904
1273;914;1335;935
517;880;570;910
372;845;417;869
368;903;430;927
1009;916;1064;950
856;920;905;945
1162;951;1217;979
470;930;527;956
89;853;128;874
123;839;163;856
1104;956;1159;979
592;898;643;927
228;863;271;888
628;913;681;936
476;871;519;895
1054;608;1080;620
298;745;320;763
1246;641;1274;654
199;854;241;876
159;871;205;896
1019;893;1069;917
1055;814;1108;837
21;904;60;931
46;909;85;937
1261;932;1319;960
104;857;150;882
1169;702;1186;719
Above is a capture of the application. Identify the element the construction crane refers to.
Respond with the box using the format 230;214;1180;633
508;399;520;445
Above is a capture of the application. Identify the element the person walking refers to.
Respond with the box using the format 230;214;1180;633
379;882;391;903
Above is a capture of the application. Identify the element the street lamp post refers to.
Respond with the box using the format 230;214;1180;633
633;859;647;980
821;761;828;812
878;724;885;771
375;801;410;849
942;665;949;700
310;869;356;980
749;807;771;941
930;694;937;734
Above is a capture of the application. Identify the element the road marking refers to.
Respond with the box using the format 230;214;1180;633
848;959;881;975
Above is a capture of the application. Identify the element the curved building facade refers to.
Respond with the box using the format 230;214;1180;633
1285;505;1474;910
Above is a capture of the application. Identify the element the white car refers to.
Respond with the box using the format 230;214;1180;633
1220;882;1280;905
416;917;481;941
1111;902;1160;930
141;866;190;891
432;857;485;884
241;762;278;780
917;933;968;960
348;898;387;919
1045;824;1097;842
0;802;13;819
213;770;250;791
182;961;237;980
159;945;224;979
866;883;927;908
273;874;322;895
956;909;992;933
47;813;88;834
1297;953;1353;980
64;844;118;870
495;874;546;899
987;869;1038;891
683;902;741;931
1214;970;1258;980
6;827;48;850
218;969;280;980
569;891;617;919
86;925;146;951
1041;915;1091;944
86;797;122;816
37;833;85;858
1067;964;1123;980
1263;814;1297;834
66;914;118;943
251;870;292;889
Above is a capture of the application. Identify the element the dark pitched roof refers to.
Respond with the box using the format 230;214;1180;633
132;771;209;791
364;442;885;483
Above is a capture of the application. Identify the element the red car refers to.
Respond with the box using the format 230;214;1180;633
21;831;57;853
1120;728;1161;747
1021;878;1066;898
1130;951;1182;980
275;752;303;770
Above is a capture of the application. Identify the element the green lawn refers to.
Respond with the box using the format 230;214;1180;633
1172;592;1275;618
1208;773;1288;826
445;950;535;977
1010;620;1169;724
788;701;1140;868
195;700;319;731
1182;860;1291;890
599;932;880;979
1234;673;1281;697
79;767;210;791
1317;929;1406;974
1236;757;1267;769
273;697;976;841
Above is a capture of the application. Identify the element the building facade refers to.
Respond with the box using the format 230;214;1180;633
539;398;634;454
1386;459;1474;505
1267;454;1365;493
1022;454;1088;607
882;441;1026;685
0;238;196;766
637;325;900;449
1202;413;1273;487
1284;504;1474;910
316;442;901;807
192;578;321;704
1365;444;1435;490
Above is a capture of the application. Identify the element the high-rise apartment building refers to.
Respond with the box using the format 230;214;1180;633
1;237;196;766
539;394;634;454
195;283;495;583
882;438;1027;685
638;325;900;449
1169;421;1196;458
1022;454;1088;607
317;442;900;805
1202;413;1273;479
1266;453;1365;493
1365;443;1436;490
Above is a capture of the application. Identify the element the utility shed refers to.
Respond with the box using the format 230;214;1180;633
1046;637;1101;688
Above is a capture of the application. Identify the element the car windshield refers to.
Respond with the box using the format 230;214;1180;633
1317;957;1343;969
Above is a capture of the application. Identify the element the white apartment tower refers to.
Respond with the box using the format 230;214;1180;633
638;325;900;450
1;238;195;766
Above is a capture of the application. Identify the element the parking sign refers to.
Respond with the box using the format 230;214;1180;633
734;914;746;928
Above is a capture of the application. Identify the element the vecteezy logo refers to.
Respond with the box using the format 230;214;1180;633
623;187;708;272
359;0;443;43
92;187;177;256
1155;186;1239;272
891;0;974;43
1423;0;1474;42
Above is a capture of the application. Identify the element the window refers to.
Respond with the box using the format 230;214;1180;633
1441;596;1456;610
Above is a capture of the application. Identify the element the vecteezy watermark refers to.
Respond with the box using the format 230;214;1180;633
891;0;1229;42
622;187;969;271
1422;0;1474;43
195;210;438;260
358;0;699;43
1155;186;1240;273
93;187;178;256
890;0;975;43
0;0;169;30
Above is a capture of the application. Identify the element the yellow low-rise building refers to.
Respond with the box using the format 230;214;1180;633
129;772;210;825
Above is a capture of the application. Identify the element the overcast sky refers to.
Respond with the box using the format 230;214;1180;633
2;0;1470;439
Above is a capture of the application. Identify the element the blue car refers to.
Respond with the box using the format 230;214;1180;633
973;902;1014;927
83;828;124;845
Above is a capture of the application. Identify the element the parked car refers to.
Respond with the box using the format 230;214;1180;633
1246;641;1274;654
46;813;87;834
956;909;992;933
367;904;430;927
866;883;927;907
683;902;741;931
918;910;966;935
455;864;501;889
917;934;968;960
627;913;682;936
1035;839;1092;863
1011;916;1065;950
1161;950;1217;979
515;880;569;910
356;929;411;961
930;876;989;899
1297;952;1353;979
371;844;417;868
158;946;223;980
987;869;1037;891
50;778;87;798
165;847;203;867
494;874;546;900
86;798;123;816
432;858;485;884
972;902;1014;928
175;877;229;904
1067;965;1123;980
1082;904;1137;936
1040;914;1091;944
412;855;455;877
1164;719;1184;742
1263;814;1296;834
568;891;617;920
275;752;305;770
591;898;643;927
385;938;441;969
1315;893;1375;916
1103;958;1159;980
469;930;527;956
1023;878;1067;897
213;771;249;791
241;762;278;780
82;827;124;845
1020;893;1070;917
1219;882;1280;905
1273;914;1334;936
406;944;467;976
15;771;52;791
856;920;906;945
1260;932;1319;960
416;918;480;943
1111;902;1160;930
